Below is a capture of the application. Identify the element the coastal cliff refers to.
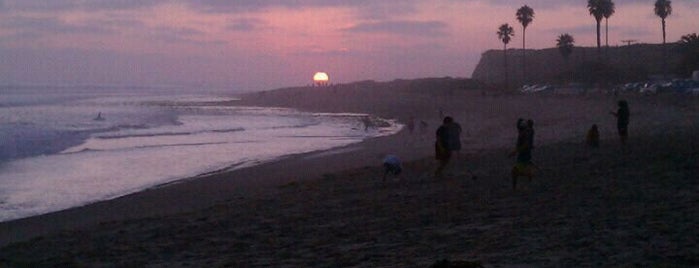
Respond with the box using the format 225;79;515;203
471;43;685;88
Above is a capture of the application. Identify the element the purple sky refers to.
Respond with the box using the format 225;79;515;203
1;0;697;91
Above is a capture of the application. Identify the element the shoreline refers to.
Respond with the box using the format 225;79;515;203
1;82;698;265
0;129;423;246
0;98;402;224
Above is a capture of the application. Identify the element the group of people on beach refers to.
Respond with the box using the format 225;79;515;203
384;100;631;190
430;113;536;188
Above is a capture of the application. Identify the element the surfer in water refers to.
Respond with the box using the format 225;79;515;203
94;112;104;121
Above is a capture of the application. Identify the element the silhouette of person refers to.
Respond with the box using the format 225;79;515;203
611;100;630;145
448;118;462;155
586;124;600;148
407;116;415;134
510;118;535;190
435;116;453;177
362;116;373;132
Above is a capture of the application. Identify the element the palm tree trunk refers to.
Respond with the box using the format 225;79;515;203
522;28;526;85
605;18;609;61
662;19;666;45
596;20;601;60
605;18;609;47
662;18;667;78
504;44;509;90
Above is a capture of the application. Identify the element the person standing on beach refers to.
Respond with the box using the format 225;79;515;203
407;116;415;134
362;116;373;132
448;118;462;157
611;100;630;146
435;116;453;177
510;118;534;190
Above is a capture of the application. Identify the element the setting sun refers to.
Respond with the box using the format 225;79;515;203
313;72;329;82
313;72;329;86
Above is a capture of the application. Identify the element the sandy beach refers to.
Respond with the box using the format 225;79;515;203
1;80;698;267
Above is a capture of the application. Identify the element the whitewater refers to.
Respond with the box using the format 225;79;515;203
0;85;401;222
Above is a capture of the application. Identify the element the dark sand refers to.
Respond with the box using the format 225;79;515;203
1;83;698;267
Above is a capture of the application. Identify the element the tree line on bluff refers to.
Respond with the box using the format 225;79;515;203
491;0;698;89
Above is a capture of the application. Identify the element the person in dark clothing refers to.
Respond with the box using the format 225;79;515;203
611;100;630;145
435;116;453;176
448;119;462;154
510;118;534;190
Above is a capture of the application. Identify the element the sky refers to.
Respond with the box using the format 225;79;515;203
1;0;697;92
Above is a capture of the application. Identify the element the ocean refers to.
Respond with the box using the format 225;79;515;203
0;85;401;222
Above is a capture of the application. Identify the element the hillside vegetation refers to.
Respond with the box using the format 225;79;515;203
472;43;687;88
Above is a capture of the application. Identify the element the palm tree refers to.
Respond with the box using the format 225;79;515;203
556;33;575;82
655;0;672;77
603;0;615;48
588;0;614;58
497;23;515;89
654;0;672;45
516;5;534;83
557;34;575;61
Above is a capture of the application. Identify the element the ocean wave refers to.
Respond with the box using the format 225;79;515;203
96;127;245;139
263;122;320;130
61;140;258;155
210;127;245;133
96;131;192;139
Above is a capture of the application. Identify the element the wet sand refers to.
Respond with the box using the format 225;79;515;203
1;82;698;266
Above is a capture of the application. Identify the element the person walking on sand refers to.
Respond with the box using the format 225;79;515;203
610;100;630;146
435;116;453;177
509;118;535;190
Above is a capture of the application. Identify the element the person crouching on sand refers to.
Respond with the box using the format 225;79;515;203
382;154;402;182
435;116;453;177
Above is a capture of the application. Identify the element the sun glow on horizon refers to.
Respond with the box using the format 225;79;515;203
313;72;329;85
